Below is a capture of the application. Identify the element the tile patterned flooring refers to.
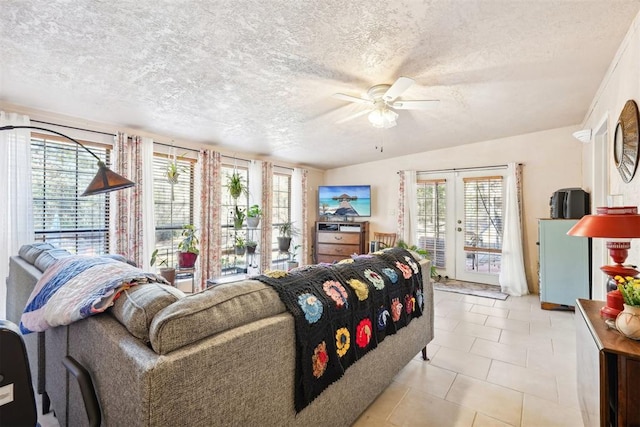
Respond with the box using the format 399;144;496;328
38;289;581;426
353;290;582;427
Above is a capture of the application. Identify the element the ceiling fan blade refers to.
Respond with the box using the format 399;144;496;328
336;108;371;124
383;76;415;102
333;93;374;105
391;100;440;110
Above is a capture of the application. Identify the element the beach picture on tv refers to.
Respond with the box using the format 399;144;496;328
318;185;371;217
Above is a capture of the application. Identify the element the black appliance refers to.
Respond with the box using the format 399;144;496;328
550;188;590;219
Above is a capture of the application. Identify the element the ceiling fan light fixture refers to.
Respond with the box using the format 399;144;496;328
368;107;398;129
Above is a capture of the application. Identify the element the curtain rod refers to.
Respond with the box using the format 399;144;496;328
401;163;524;174
31;119;115;137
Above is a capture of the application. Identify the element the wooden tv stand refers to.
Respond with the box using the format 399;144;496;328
315;221;369;263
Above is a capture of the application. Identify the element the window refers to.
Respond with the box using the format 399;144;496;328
220;163;249;275
271;169;292;262
153;154;195;267
416;179;446;268
462;176;503;274
31;133;111;254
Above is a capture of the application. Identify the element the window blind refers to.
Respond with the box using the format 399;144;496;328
153;155;195;267
31;135;110;254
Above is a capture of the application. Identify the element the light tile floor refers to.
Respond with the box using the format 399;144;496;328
353;290;583;427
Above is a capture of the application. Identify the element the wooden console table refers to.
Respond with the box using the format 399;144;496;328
576;299;640;426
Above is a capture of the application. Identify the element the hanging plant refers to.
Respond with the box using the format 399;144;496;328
227;171;248;200
166;161;180;184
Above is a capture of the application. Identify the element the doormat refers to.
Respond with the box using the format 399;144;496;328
432;279;509;301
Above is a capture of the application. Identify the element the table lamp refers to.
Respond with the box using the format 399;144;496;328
567;206;640;319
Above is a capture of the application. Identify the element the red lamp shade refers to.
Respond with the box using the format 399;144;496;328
567;206;640;239
567;206;640;319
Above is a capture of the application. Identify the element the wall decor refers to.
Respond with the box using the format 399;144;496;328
613;99;640;183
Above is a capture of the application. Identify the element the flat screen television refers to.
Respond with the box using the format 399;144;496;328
318;185;371;218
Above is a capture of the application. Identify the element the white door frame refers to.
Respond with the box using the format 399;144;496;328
591;114;610;300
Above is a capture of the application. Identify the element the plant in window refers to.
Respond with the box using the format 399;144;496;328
233;206;246;229
150;249;176;285
246;238;258;254
177;224;200;268
287;244;302;270
226;171;248;200
278;220;300;252
247;204;262;228
234;235;246;255
166;152;188;184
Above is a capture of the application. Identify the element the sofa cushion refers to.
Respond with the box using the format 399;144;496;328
149;280;286;354
19;243;57;265
34;249;73;272
111;283;185;343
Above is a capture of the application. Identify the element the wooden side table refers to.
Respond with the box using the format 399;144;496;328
576;299;640;426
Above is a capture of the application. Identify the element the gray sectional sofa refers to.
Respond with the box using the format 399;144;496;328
7;244;434;426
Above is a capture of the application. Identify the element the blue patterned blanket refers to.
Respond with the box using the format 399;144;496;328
20;255;167;334
255;247;424;412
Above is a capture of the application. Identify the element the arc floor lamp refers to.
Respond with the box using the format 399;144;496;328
0;125;134;196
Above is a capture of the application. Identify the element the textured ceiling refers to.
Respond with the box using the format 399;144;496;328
2;1;640;169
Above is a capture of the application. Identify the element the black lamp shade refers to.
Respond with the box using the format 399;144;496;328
82;163;135;196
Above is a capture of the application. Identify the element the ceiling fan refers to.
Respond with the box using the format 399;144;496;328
332;76;439;129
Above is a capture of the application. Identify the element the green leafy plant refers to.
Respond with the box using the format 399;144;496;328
617;275;640;306
246;239;258;247
289;244;301;261
247;204;262;218
226;171;248;200
233;206;246;229
234;235;246;248
150;248;168;267
278;220;300;238
396;239;438;277
178;224;200;254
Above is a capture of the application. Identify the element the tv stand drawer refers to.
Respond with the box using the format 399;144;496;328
317;232;360;245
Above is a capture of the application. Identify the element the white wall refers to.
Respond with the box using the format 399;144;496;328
580;12;640;300
323;126;584;293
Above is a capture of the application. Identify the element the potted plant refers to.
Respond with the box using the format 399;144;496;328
287;244;301;270
177;224;199;268
234;235;246;255
277;220;299;252
150;248;176;286
226;171;248;200
246;239;258;254
233;206;246;229
247;204;262;228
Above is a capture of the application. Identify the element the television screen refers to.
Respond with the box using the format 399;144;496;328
318;185;371;218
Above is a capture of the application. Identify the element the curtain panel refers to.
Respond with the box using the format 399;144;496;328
498;162;529;296
291;168;308;265
397;170;418;246
260;162;273;272
198;149;222;290
0;111;34;318
113;133;146;267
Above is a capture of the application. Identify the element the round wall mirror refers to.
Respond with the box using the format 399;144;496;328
614;100;640;183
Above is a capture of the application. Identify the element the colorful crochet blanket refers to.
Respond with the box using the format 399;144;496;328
255;247;424;412
20;255;167;334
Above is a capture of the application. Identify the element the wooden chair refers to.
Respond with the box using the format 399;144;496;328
373;232;397;249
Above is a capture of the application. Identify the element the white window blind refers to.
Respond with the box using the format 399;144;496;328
272;171;292;262
416;179;446;268
31;134;111;254
153;154;195;267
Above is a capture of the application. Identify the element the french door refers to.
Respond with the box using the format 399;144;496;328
417;168;506;285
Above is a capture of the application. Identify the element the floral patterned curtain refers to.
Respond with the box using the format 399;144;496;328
114;133;144;266
198;149;222;290
301;169;308;264
260;162;273;272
